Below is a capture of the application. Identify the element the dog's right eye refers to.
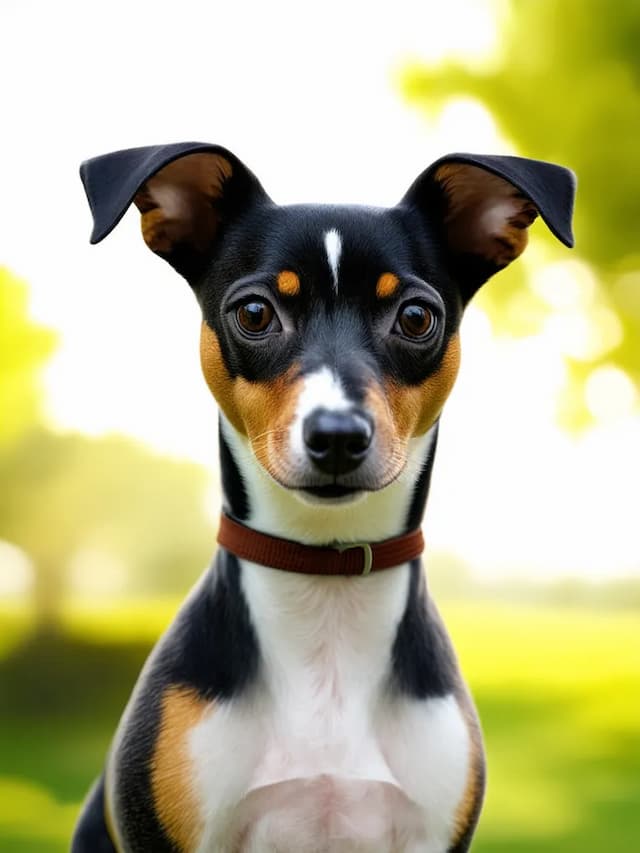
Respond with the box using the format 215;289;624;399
236;300;276;336
395;302;437;341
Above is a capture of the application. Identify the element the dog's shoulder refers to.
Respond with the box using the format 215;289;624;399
106;552;261;850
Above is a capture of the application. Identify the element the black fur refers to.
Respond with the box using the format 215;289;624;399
403;152;575;247
155;550;259;701
219;421;250;520
75;142;575;851
103;552;259;850
198;202;456;394
80;144;575;396
405;421;440;532
391;560;460;699
71;774;117;853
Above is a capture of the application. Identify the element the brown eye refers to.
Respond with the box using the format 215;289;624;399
236;300;274;335
397;303;435;339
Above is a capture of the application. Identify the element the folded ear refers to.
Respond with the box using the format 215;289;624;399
401;153;576;300
80;142;269;280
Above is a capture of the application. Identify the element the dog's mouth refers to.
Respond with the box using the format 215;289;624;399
267;463;409;505
300;484;362;502
254;440;410;505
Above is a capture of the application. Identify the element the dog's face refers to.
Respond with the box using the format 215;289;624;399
198;202;464;500
81;144;574;505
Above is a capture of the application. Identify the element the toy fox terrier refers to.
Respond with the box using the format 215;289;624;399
73;142;575;852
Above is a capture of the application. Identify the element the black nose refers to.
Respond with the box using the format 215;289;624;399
303;408;374;476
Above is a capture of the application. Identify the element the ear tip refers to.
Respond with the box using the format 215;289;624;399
78;141;264;249
79;160;102;243
452;153;578;249
542;213;575;250
546;163;577;249
88;218;123;244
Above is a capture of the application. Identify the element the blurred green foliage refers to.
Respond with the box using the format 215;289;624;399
0;600;638;851
0;269;214;627
0;268;56;449
2;6;639;846
402;0;640;427
0;430;214;625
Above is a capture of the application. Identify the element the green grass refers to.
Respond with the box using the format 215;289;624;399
0;600;638;852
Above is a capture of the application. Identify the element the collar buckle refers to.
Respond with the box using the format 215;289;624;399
336;542;373;575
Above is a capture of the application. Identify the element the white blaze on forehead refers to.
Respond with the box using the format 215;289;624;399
324;229;342;290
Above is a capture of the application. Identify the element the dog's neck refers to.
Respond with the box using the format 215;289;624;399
219;415;439;546
218;415;438;695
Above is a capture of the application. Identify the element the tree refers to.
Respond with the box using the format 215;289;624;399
0;267;56;446
0;429;215;630
0;266;215;631
402;0;640;426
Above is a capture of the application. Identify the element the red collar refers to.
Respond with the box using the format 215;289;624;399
217;514;424;576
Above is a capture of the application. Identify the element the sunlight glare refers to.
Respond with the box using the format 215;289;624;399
531;260;597;310
434;98;507;153
534;261;623;361
67;547;128;598
393;0;500;68
431;312;640;581
585;366;638;422
614;271;640;318
543;308;623;361
3;0;638;585
0;541;34;597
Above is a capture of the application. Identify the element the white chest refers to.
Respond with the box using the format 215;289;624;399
188;563;471;852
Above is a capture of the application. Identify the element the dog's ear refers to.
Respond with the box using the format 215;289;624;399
401;153;576;300
80;142;269;281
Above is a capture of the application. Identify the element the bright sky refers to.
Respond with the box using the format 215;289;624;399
2;0;638;583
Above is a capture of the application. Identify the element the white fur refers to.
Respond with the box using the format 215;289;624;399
289;367;352;468
296;366;352;416
221;415;436;544
189;562;470;852
324;229;342;290
145;182;191;220
376;695;472;851
479;197;521;239
186;419;468;850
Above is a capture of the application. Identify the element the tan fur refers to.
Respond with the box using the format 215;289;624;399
201;323;459;488
376;272;400;299
134;153;233;256
451;747;482;846
277;270;301;297
383;334;461;440
361;334;460;486
150;686;209;851
451;688;485;846
436;163;538;268
200;322;303;483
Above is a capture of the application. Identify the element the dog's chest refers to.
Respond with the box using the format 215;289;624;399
188;563;471;852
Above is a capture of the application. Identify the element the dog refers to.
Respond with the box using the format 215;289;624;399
72;142;575;852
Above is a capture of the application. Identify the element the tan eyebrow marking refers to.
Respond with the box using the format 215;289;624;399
277;270;301;296
376;272;400;299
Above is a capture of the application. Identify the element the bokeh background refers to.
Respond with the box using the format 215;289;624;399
1;0;639;850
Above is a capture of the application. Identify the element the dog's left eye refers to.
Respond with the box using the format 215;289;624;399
395;302;436;340
236;300;277;336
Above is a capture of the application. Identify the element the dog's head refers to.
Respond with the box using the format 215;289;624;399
81;143;575;506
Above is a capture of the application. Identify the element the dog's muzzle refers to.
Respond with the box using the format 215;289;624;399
303;408;374;476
